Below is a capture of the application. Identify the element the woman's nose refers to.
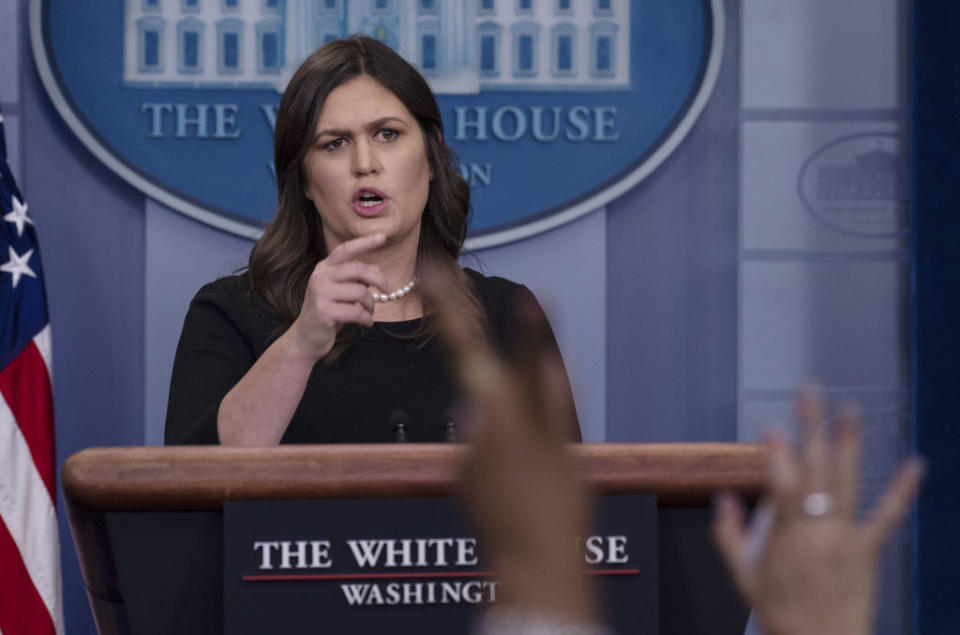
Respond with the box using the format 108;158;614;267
352;139;380;176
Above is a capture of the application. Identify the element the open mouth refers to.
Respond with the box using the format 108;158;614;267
355;188;385;208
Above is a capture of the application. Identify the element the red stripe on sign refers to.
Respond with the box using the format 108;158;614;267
0;340;56;501
0;517;56;635
245;570;497;582
244;568;641;582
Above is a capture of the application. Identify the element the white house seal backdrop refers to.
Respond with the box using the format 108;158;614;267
31;0;722;246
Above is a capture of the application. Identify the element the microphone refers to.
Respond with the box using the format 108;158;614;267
390;409;409;443
441;408;458;443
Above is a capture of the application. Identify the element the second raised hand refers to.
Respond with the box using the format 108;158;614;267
288;233;392;361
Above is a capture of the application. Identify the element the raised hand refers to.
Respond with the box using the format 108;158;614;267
422;266;594;625
288;233;391;361
713;389;925;635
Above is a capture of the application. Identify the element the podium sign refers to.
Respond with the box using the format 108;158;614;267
224;496;657;634
64;444;759;633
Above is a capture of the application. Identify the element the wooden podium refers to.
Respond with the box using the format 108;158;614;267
63;443;764;634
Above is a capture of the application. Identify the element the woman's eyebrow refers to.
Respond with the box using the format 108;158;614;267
315;116;407;138
365;116;407;130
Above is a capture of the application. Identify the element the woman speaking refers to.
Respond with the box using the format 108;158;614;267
164;36;579;446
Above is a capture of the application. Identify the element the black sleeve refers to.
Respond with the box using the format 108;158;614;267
519;286;582;443
483;280;583;443
164;280;257;445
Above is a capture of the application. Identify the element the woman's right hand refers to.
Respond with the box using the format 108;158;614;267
286;233;391;361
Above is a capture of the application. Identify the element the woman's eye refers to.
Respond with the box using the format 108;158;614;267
377;129;399;142
324;138;346;151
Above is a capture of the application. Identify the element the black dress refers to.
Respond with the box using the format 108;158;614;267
164;268;580;444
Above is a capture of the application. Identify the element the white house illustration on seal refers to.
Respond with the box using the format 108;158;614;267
123;0;630;94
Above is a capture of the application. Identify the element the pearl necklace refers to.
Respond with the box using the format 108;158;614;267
372;277;417;303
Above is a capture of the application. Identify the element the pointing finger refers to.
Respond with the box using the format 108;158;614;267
325;233;386;266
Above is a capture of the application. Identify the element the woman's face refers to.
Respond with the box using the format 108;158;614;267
303;74;432;256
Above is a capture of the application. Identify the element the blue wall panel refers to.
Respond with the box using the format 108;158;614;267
607;0;739;443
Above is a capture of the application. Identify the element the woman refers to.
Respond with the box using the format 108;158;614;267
164;36;579;446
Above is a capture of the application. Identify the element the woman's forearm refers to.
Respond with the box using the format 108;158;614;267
217;328;319;445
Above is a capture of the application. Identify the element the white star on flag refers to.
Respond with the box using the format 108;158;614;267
0;245;36;288
4;195;33;237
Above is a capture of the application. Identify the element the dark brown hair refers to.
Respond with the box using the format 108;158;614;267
248;35;486;362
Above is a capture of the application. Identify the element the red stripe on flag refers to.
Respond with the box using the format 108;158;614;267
0;516;57;635
0;340;56;501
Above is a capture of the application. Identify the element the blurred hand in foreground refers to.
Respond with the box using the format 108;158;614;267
421;266;595;626
713;389;925;635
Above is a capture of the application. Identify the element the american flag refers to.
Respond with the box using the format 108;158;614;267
0;107;64;633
